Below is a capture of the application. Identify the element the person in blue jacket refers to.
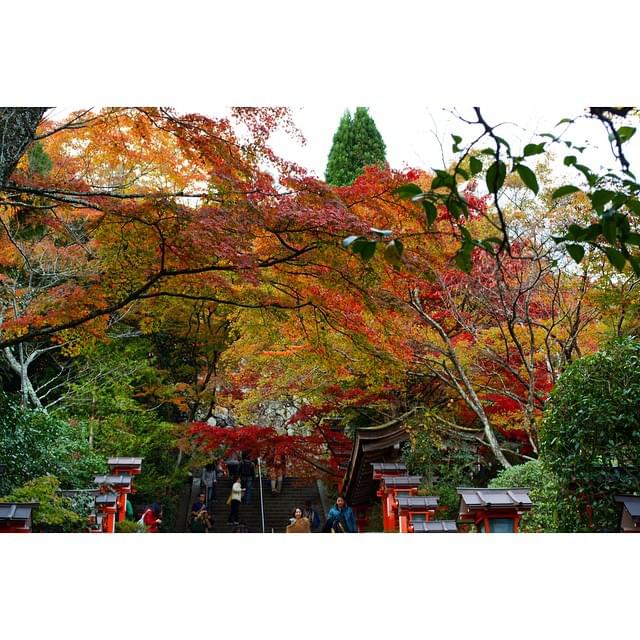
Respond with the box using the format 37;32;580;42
324;495;357;533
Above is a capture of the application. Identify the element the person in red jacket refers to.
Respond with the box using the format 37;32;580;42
142;503;163;532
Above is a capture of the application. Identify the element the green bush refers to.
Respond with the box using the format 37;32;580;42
1;476;83;532
489;460;569;532
115;519;145;533
0;391;106;495
540;337;640;531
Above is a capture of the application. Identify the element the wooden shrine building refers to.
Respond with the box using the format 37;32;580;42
396;494;439;532
457;487;533;533
341;418;410;531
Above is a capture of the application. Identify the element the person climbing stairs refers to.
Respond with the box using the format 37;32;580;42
182;474;325;533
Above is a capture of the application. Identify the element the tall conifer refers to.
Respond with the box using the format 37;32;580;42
325;107;387;186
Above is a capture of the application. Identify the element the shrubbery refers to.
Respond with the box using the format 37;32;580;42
0;391;105;495
540;337;640;531
489;460;569;532
1;476;83;532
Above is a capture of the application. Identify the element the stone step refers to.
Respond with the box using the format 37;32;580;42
187;477;325;533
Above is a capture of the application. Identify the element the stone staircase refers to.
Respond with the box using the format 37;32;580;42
184;476;326;533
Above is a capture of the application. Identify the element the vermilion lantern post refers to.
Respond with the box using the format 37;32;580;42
396;495;439;532
376;475;422;532
94;493;118;533
94;475;133;526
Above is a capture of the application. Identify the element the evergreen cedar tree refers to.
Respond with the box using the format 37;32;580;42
325;107;387;186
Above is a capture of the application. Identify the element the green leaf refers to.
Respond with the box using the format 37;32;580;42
602;215;617;244
563;155;577;166
486;160;507;193
454;245;473;273
617;126;636;143
447;195;469;220
523;143;546;157
422;200;438;226
567;224;584;240
574;163;596;186
625;198;640;216
603;246;627;271
350;238;377;260
431;170;455;190
469;156;483;175
384;239;404;267
515;164;539;194
625;232;640;246
566;244;585;264
552;185;581;199
454;166;469;180
393;184;422;200
580;223;602;242
590;189;615;213
343;235;362;248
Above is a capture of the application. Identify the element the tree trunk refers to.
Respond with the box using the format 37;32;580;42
0;108;48;186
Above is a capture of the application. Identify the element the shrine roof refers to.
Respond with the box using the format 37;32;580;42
381;475;423;488
371;462;407;474
614;494;640;518
93;474;133;486
457;488;533;511
0;502;38;521
397;495;439;510
95;493;119;506
412;520;458;533
342;418;411;506
107;457;143;467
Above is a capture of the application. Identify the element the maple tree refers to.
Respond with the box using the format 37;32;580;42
0;107;365;354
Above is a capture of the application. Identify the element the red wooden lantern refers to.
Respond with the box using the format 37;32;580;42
94;475;133;525
94;493;118;533
376;475;422;532
457;488;533;533
396;495;439;532
107;457;142;477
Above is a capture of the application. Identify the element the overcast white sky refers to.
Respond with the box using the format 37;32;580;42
268;105;640;182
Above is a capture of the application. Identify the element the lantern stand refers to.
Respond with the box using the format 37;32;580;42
376;475;422;532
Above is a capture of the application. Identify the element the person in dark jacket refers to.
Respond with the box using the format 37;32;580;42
323;495;357;533
303;499;321;531
239;452;256;505
201;463;217;506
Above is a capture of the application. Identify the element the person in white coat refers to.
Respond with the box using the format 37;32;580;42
227;476;244;525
